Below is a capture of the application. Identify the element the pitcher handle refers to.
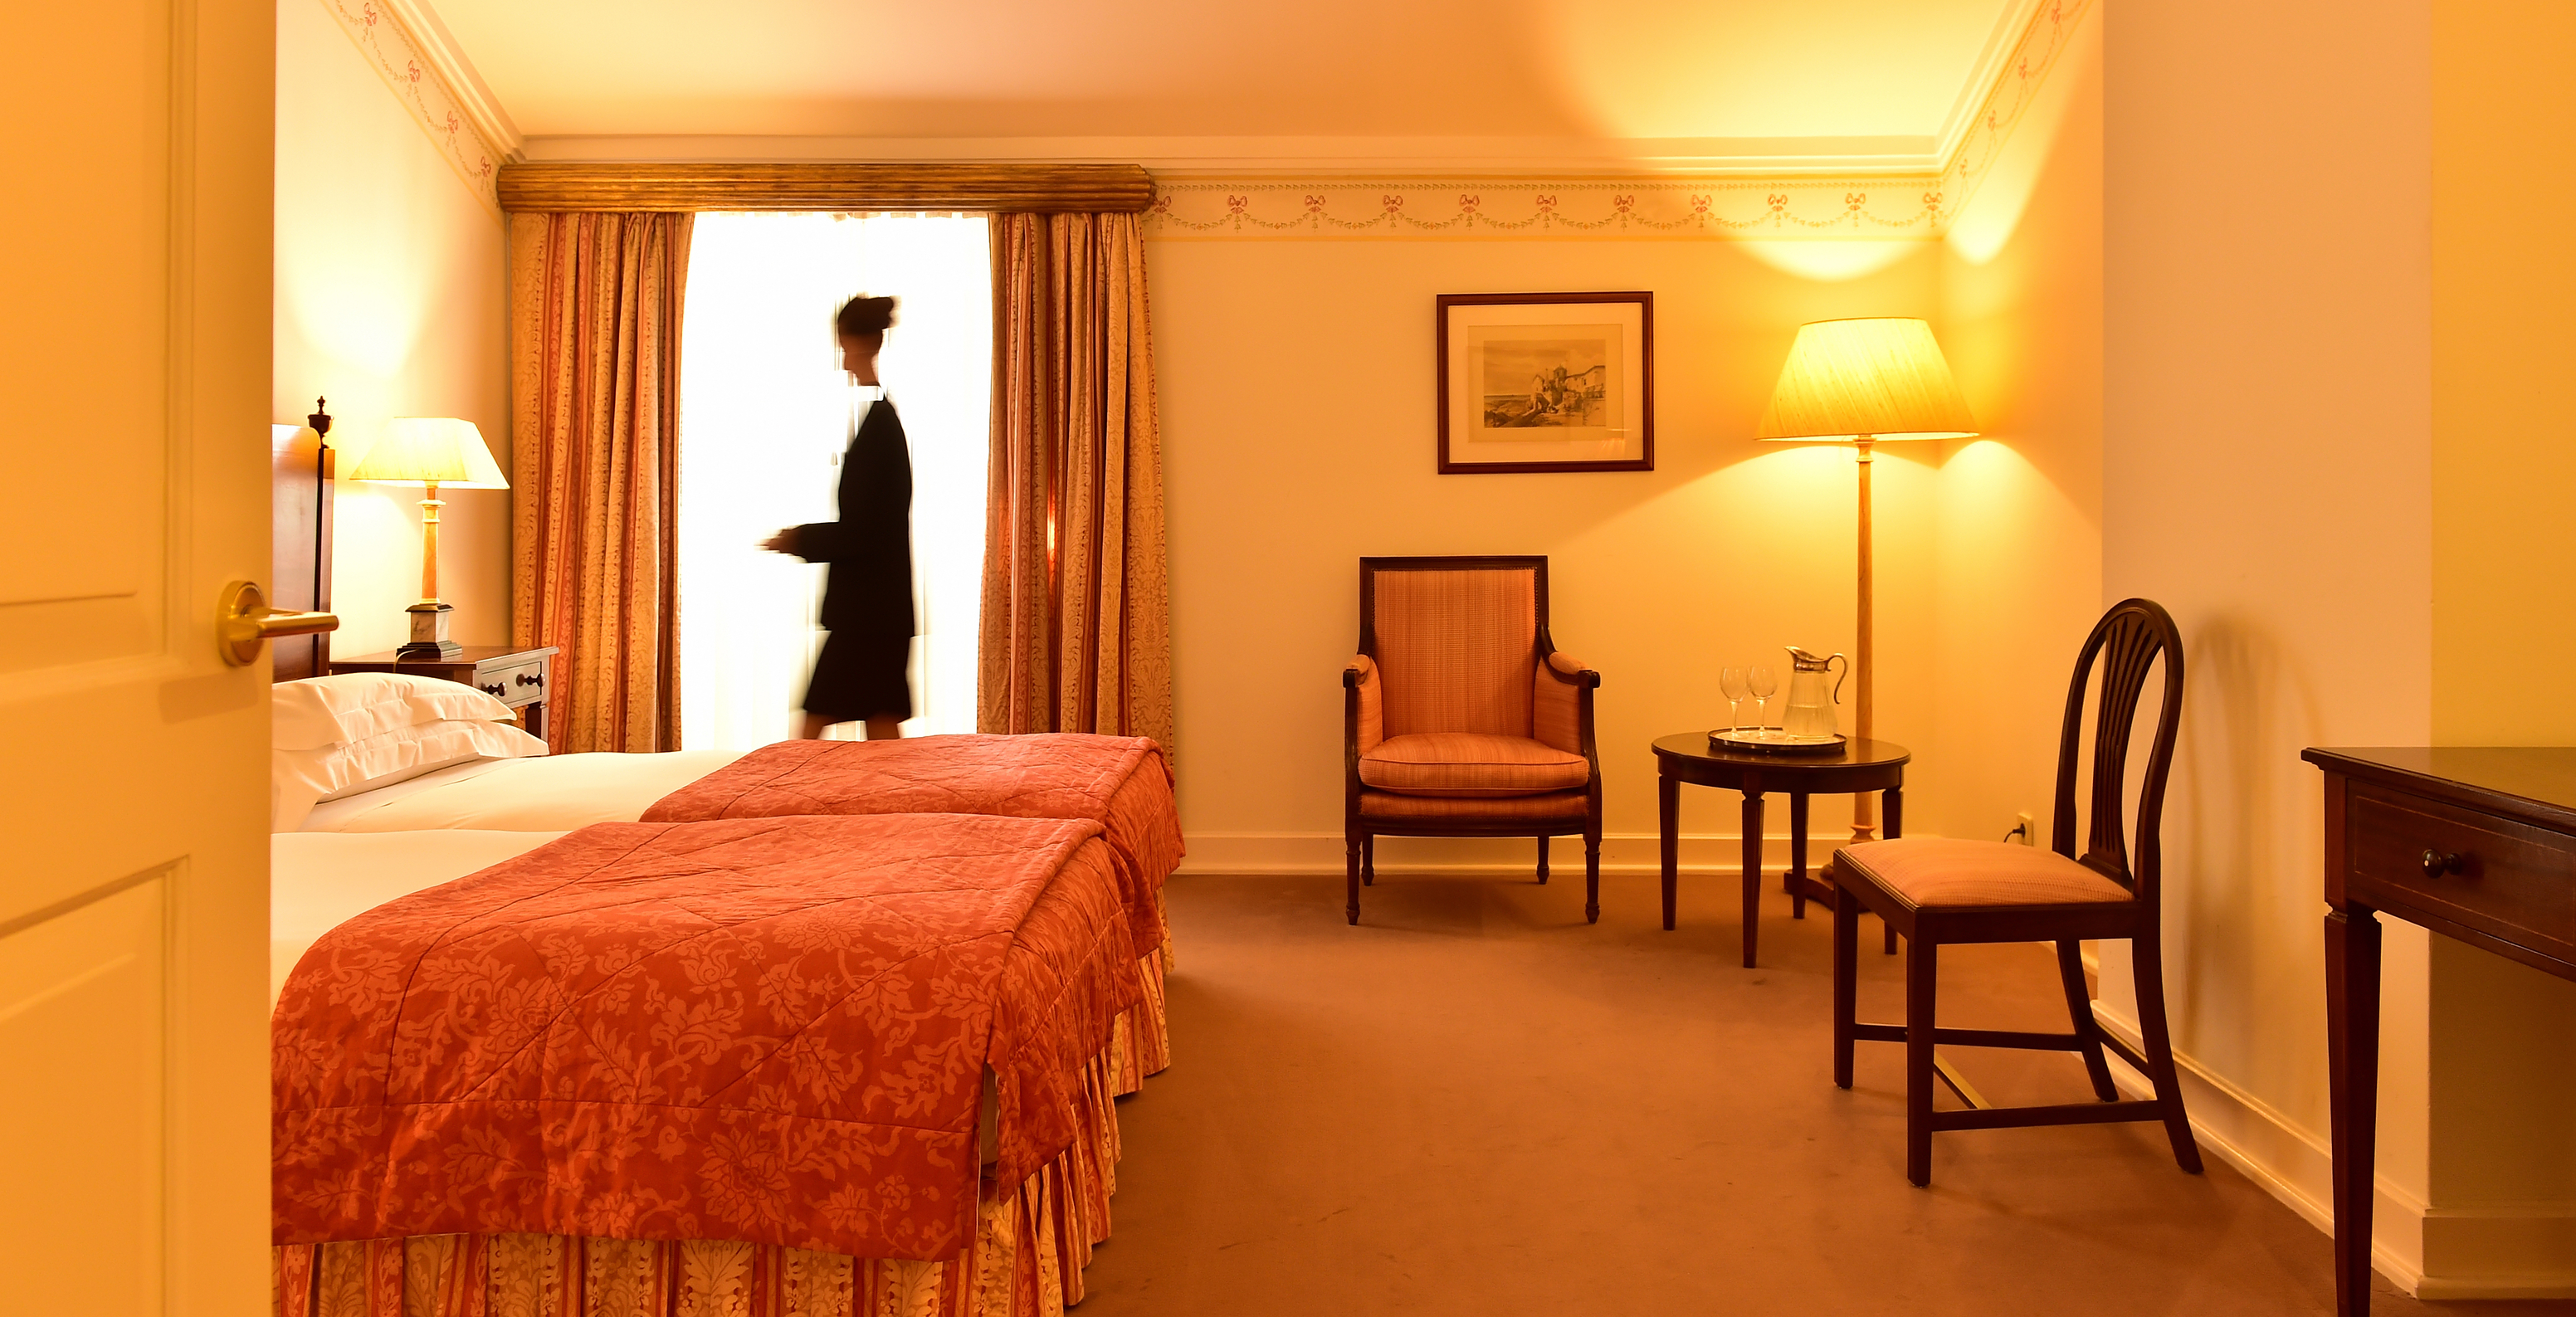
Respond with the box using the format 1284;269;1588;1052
1828;653;1850;703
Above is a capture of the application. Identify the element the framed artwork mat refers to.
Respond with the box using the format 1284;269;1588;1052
1437;291;1652;473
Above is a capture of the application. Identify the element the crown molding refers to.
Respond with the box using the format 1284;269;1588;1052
1139;178;1943;241
1939;0;2093;220
381;0;524;160
313;0;515;213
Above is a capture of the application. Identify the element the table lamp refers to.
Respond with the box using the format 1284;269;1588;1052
1755;318;1976;840
346;417;509;659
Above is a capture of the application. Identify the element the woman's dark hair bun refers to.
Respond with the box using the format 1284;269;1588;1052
836;295;897;336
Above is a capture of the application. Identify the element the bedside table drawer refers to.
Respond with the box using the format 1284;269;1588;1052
478;656;549;707
2349;785;2576;948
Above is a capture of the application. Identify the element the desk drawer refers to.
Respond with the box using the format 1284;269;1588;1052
2349;785;2576;948
476;657;549;708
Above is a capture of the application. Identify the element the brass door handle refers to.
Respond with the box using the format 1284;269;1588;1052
219;579;339;666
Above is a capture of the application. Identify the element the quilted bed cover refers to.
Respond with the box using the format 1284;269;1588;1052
642;734;1183;955
271;814;1140;1262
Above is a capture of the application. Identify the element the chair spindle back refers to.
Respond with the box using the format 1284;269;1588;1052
2048;598;2185;897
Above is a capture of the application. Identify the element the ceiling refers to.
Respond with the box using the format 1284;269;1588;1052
426;0;2030;170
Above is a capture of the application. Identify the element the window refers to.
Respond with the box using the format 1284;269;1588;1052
676;212;992;749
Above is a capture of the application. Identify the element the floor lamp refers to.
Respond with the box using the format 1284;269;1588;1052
1754;318;1977;841
346;417;510;659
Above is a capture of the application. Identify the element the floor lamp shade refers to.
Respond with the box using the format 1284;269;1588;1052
348;418;507;658
1754;318;1973;841
1754;318;1977;442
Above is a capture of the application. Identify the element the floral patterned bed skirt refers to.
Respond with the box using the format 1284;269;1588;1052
274;952;1170;1317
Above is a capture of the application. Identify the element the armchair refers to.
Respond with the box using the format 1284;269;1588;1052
1341;556;1603;924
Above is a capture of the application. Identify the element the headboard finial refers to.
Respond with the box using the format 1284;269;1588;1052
308;397;332;441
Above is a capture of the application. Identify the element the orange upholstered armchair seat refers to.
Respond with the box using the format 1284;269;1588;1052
1341;557;1603;924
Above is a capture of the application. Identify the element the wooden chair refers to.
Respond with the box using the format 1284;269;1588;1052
1823;598;2203;1186
1342;556;1603;925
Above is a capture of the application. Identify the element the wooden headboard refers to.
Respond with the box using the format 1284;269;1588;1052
271;399;335;682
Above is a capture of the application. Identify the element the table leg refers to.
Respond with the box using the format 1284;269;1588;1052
1788;793;1811;919
2326;904;2383;1317
1659;770;1680;932
1740;789;1765;968
1882;784;1903;954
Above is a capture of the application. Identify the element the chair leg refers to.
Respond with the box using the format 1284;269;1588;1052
1536;835;1549;885
1905;936;1939;1187
1361;835;1375;886
1832;885;1859;1089
2130;935;2205;1174
1583;822;1602;924
1884;921;1898;955
1345;831;1361;925
2056;940;2118;1101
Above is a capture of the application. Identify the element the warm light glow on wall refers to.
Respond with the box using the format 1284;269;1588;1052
1737;240;1927;282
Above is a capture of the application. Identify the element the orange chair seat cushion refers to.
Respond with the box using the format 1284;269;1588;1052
1357;733;1590;798
1834;838;2134;909
1359;788;1589;821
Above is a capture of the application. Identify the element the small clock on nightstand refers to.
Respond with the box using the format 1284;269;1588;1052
329;645;559;739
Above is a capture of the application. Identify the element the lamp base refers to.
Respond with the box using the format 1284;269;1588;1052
399;602;461;661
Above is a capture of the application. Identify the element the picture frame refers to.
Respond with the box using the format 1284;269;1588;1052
1436;291;1653;474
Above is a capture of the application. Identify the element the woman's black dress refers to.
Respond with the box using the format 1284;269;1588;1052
791;398;913;723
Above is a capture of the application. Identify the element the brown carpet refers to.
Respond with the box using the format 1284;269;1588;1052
1076;871;2575;1315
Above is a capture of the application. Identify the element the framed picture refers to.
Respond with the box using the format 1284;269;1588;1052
1437;291;1652;474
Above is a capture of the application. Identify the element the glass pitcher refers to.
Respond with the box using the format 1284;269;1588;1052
1782;646;1850;738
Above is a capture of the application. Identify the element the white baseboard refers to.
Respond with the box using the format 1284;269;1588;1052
1176;830;1866;877
2091;1002;2576;1300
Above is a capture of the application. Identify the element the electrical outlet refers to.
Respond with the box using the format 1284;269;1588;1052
2015;811;2036;846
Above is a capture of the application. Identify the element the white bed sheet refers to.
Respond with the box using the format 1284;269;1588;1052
270;830;564;1006
299;749;746;833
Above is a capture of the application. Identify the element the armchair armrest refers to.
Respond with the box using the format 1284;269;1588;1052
1534;650;1599;757
1344;654;1384;755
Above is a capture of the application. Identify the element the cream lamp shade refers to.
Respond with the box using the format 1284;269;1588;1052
345;417;509;488
1754;318;1978;442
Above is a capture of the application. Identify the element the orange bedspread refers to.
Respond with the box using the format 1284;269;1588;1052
271;815;1140;1263
641;734;1183;956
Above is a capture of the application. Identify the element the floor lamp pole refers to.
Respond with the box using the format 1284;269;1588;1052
1852;437;1878;843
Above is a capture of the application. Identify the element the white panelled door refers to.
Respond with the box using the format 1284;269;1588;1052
0;2;275;1315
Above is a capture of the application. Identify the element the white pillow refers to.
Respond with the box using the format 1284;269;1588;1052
271;717;549;832
272;673;519;752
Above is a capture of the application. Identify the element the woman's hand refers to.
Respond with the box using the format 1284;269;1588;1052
760;528;799;554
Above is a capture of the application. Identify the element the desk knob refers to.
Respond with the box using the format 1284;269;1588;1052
2421;849;2462;880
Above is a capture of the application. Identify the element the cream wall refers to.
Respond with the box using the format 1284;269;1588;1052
2099;0;2449;1291
1929;5;2104;854
275;0;508;658
1149;235;1948;875
2425;0;2576;1280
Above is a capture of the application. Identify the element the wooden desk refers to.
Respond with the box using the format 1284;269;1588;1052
2303;747;2576;1316
332;645;559;741
1652;734;1909;968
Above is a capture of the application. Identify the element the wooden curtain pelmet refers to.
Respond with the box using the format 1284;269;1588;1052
498;163;1156;214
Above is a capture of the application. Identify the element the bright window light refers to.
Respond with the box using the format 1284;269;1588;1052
677;211;992;749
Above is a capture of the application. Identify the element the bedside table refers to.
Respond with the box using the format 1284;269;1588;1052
330;645;559;740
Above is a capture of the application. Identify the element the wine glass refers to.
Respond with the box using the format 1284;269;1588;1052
1747;664;1779;735
1717;666;1749;733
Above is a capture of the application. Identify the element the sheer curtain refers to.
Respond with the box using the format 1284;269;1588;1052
677;212;992;749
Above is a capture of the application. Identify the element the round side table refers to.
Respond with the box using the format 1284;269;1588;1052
1651;733;1911;968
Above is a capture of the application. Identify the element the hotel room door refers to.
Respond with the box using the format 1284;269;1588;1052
0;1;276;1314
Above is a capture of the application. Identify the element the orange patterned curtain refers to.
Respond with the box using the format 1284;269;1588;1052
981;212;1174;757
507;212;692;752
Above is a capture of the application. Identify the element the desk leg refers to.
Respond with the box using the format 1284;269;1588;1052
1659;770;1680;932
1788;793;1811;919
2326;904;2383;1317
1741;789;1765;968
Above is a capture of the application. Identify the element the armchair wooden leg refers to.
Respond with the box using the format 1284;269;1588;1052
1361;835;1375;886
1905;936;1939;1187
2131;935;2204;1174
1583;822;1601;924
1345;831;1361;925
1536;835;1549;885
2056;939;2118;1101
1832;884;1859;1089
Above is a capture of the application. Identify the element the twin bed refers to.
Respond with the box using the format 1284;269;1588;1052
267;686;1182;1317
